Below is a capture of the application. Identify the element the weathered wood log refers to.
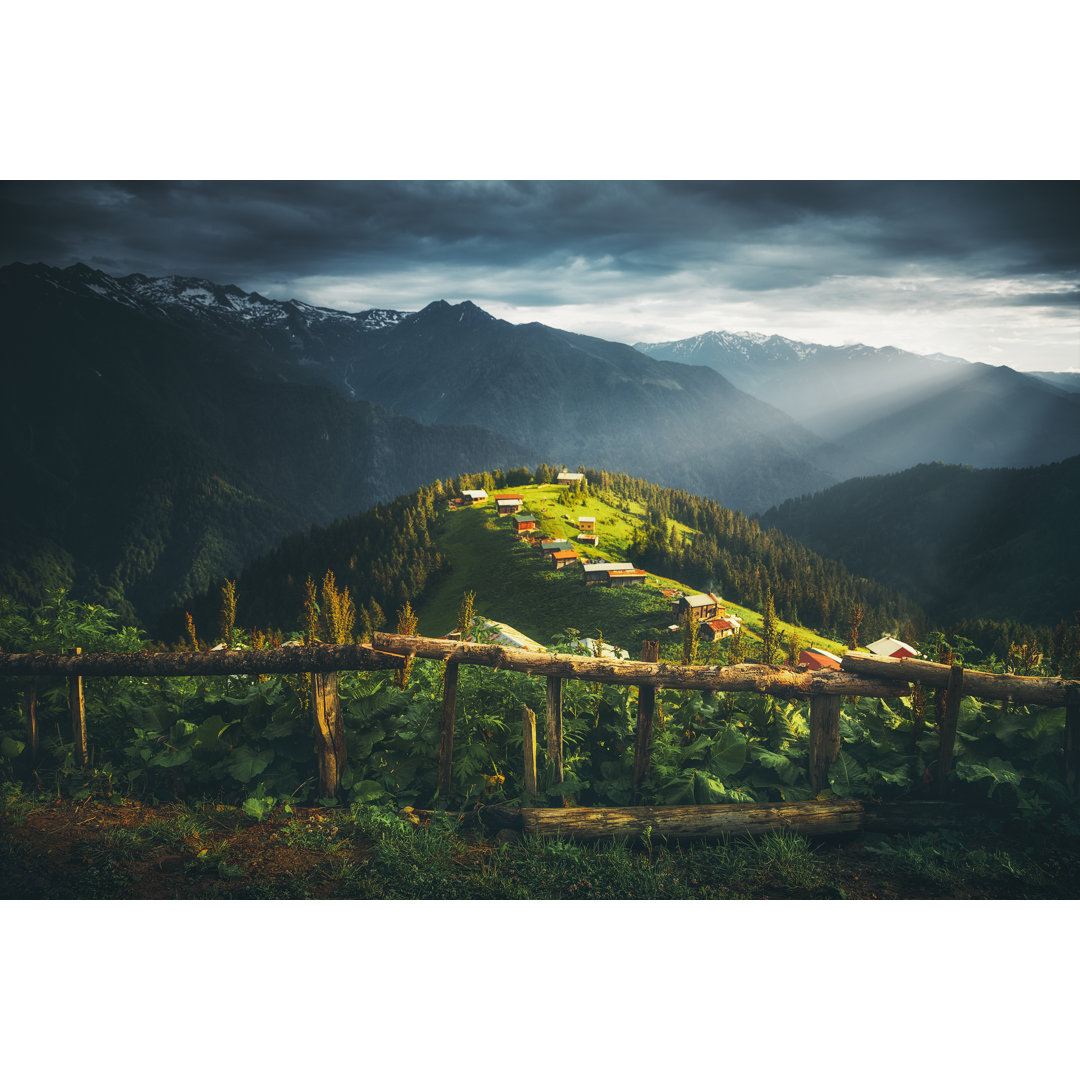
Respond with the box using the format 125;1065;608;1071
522;705;538;796
841;651;1073;707
311;672;346;799
1065;684;1080;795
372;633;899;698
68;648;89;769
936;664;965;798
0;643;404;678
520;800;865;840
632;640;660;801
808;695;841;794
437;662;459;796
545;675;563;786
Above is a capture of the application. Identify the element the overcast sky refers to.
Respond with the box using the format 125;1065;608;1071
2;180;1077;371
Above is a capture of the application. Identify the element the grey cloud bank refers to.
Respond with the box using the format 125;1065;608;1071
1;180;1076;371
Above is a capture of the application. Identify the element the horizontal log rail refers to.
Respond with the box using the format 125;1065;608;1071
371;633;902;699
840;651;1076;707
0;643;404;678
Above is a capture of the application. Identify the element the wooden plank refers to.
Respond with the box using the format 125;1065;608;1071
311;672;346;799
808;694;842;794
632;640;660;801
437;662;459;796
936;663;965;798
520;800;865;840
841;650;1069;707
545;676;563;786
522;705;538;796
1065;684;1080;795
68;647;89;769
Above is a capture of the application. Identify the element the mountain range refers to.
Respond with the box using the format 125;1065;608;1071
635;330;1080;474
3;260;1077;629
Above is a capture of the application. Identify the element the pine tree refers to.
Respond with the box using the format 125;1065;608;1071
760;587;778;665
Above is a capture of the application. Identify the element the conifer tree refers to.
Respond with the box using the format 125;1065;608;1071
760;587;778;664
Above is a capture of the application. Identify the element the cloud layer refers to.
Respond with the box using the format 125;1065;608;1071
1;180;1076;370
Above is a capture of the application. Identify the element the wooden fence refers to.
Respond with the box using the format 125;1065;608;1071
2;635;1077;837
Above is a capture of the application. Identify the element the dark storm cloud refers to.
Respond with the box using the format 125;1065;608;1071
1;180;1076;298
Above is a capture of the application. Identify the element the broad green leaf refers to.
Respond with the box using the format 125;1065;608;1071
1;736;25;759
226;745;274;783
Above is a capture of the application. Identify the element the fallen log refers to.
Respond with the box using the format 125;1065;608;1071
519;800;865;840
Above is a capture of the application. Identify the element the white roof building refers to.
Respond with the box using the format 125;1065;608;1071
865;635;918;659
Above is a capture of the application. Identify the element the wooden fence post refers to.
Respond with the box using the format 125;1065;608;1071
24;682;39;766
437;662;459;796
632;640;660;802
1064;683;1080;795
68;647;89;769
311;672;346;799
808;694;841;794
936;663;965;798
545;675;563;786
522;705;538;795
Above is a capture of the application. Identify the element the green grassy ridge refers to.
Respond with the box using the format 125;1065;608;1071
416;483;847;659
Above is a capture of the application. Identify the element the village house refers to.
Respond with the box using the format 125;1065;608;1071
671;593;723;622
566;637;631;661
445;619;547;653
865;635;919;659
495;495;524;515
550;550;580;571
577;533;599;546
556;471;585;485
799;647;843;671
460;489;488;504
512;514;537;534
539;539;573;553
577;516;596;532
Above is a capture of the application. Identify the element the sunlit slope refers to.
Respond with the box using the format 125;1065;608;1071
417;483;848;659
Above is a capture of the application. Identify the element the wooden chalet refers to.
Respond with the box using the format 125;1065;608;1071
799;647;843;671
557;472;585;485
672;593;723;622
512;514;537;534
577;533;599;546
582;561;634;586
865;635;918;659
699;617;739;642
460;489;488;504
606;568;647;587
577;516;596;532
495;495;524;515
550;550;580;571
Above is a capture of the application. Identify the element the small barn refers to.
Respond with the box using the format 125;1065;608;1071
512;514;537;534
460;489;488;504
672;593;723;622
865;635;918;659
495;495;524;515
551;550;580;571
799;647;843;670
578;516;596;531
577;533;599;546
557;472;585;485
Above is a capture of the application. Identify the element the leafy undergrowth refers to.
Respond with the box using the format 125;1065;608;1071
3;789;1077;900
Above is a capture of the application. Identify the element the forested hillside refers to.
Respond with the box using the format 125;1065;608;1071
760;457;1080;628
